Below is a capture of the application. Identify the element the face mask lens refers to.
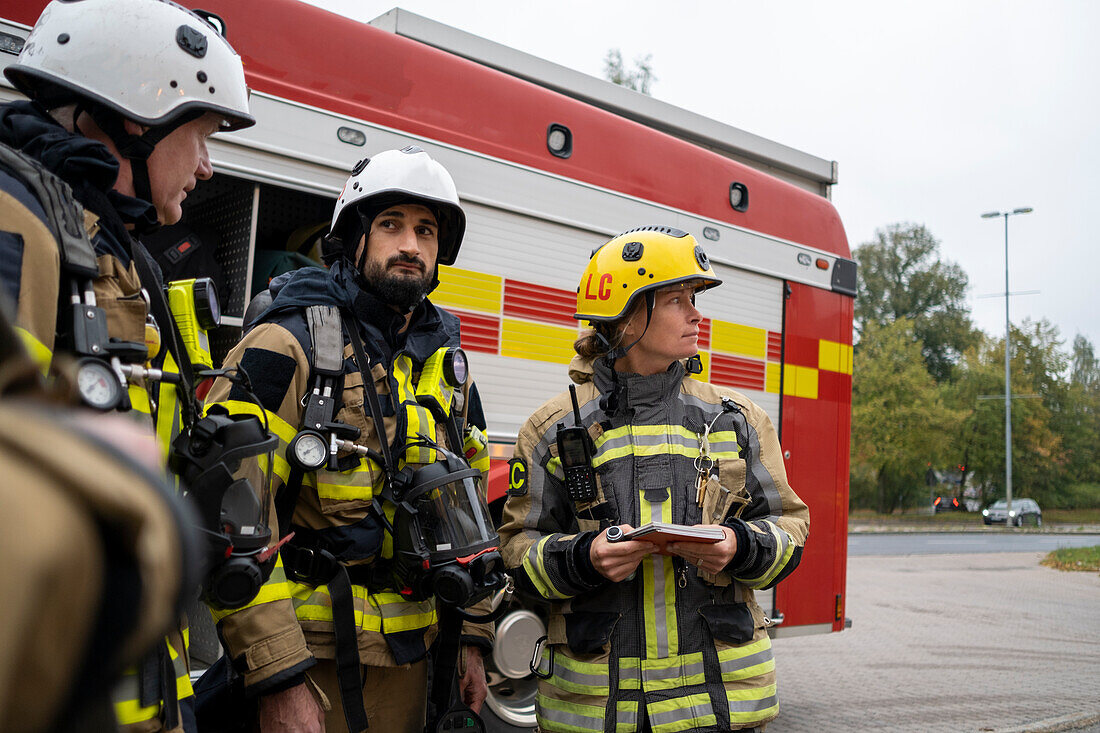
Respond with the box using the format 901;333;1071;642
416;472;494;557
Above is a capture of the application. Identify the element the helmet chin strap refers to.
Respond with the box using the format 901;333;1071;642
81;103;201;211
598;289;656;412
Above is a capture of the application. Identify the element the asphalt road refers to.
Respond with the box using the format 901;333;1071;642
850;532;1100;556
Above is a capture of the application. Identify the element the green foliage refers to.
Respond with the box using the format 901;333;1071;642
854;223;977;382
851;319;962;513
849;222;1100;513
603;48;657;95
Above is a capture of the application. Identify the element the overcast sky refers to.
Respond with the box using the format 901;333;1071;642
305;0;1100;356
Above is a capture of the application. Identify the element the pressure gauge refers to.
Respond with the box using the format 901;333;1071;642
76;358;122;411
444;347;468;387
288;430;329;472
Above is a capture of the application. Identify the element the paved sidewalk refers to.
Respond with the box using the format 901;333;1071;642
771;552;1100;732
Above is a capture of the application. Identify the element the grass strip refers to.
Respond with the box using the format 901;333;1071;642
1040;546;1100;572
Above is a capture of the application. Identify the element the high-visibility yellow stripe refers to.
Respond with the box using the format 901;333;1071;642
289;582;436;631
536;692;606;733
711;320;767;359
435;266;503;314
615;700;639;733
15;326;51;374
501;318;576;365
647;692;717;733
393;355;437;464
210;556;293;621
523;535;571;600
641;495;678;661
112;635;194;724
314;462;378;502
212;399;297;443
752;525;795;588
128;382;152;415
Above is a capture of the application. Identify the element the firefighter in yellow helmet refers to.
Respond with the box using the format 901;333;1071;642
499;226;810;732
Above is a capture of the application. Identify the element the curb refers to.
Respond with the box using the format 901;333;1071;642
995;711;1100;732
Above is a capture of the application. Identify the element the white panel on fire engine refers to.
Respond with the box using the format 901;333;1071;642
701;262;782;424
468;352;570;445
204;92;840;293
459;202;605;289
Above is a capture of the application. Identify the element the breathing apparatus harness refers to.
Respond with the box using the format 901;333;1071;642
274;304;505;732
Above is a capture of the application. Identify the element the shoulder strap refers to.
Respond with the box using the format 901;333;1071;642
130;240;196;430
0;142;99;279
306;305;345;376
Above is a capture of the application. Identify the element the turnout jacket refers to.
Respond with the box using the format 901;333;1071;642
204;261;493;695
0;101;194;731
498;357;810;733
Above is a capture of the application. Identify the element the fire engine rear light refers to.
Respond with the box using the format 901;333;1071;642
815;258;829;270
729;182;749;212
546;123;572;158
337;126;366;147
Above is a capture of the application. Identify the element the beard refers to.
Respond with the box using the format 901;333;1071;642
361;253;433;311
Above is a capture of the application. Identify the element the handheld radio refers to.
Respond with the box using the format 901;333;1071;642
555;385;597;502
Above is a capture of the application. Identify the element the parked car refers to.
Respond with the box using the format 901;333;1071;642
933;495;964;512
982;498;1042;527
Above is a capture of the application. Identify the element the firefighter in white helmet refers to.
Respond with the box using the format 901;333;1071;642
0;1;254;730
499;227;810;732
202;147;497;733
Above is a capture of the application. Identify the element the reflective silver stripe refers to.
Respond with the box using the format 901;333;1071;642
615;700;639;732
647;692;717;732
536;691;606;732
545;654;610;696
727;687;778;714
719;645;775;680
618;657;641;690
642;656;706;686
725;400;783;516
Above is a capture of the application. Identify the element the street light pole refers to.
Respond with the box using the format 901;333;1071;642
981;207;1033;527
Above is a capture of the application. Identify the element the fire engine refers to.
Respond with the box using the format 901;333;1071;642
1;2;854;728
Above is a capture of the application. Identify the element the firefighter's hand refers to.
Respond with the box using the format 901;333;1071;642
589;525;655;582
668;525;737;574
259;682;325;732
459;646;488;713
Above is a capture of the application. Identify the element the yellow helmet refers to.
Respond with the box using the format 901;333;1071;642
574;226;722;322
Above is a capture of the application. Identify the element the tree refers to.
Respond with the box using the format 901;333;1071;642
851;319;961;513
854;223;977;382
1057;335;1100;489
603;48;657;95
948;321;1063;507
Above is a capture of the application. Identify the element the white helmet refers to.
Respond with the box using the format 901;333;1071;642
5;0;254;132
329;146;466;266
